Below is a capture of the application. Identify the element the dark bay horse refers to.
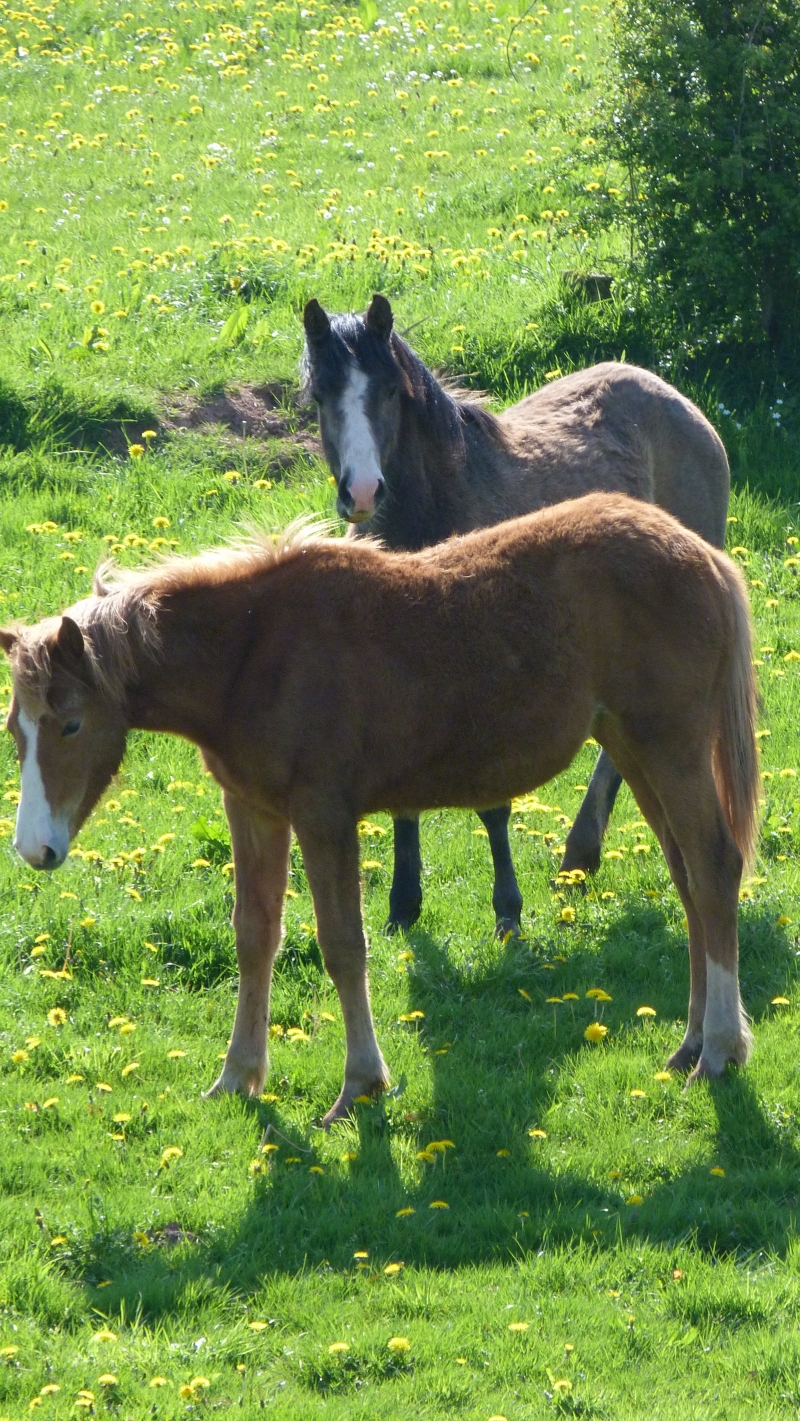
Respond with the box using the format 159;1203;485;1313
2;495;757;1124
302;295;731;936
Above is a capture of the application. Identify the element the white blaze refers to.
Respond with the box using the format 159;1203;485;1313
338;366;383;517
14;709;70;868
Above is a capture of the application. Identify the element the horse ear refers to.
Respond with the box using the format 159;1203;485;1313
303;298;331;345
366;293;393;341
0;629;17;657
54;616;85;666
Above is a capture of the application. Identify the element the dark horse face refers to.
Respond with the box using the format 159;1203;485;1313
302;294;403;524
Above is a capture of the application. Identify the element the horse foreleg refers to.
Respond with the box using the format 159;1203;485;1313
559;750;623;876
386;816;423;933
204;795;291;1100
476;805;523;936
295;806;390;1127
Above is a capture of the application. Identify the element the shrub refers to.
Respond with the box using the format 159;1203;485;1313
596;0;800;356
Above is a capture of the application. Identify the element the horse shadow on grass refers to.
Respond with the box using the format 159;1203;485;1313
82;904;800;1321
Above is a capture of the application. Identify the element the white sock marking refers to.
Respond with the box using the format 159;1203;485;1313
339;366;383;516
14;710;70;868
702;957;751;1067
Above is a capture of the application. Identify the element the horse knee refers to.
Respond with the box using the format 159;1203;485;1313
319;937;365;987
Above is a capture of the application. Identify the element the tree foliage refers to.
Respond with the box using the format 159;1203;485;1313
599;0;800;356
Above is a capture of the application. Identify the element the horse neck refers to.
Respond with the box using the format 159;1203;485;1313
115;577;259;745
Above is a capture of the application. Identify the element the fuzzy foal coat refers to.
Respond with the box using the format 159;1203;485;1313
2;494;759;1124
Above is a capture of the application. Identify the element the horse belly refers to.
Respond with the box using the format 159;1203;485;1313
362;675;594;816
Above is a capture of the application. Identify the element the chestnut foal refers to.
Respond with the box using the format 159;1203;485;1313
1;494;759;1124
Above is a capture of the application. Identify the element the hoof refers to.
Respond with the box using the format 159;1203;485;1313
202;1061;265;1099
320;1078;389;1130
384;916;415;936
385;902;421;935
685;1055;726;1086
665;1041;702;1074
558;841;602;877
495;917;522;940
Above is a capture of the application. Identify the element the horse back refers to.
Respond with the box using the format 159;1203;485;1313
498;362;730;547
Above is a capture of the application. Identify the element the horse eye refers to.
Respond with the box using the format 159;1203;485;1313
61;720;81;738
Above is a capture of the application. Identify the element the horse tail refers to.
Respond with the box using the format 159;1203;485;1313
711;553;761;872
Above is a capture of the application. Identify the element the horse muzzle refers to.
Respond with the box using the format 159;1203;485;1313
14;840;67;871
337;471;386;524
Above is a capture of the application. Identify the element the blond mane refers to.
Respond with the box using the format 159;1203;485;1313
13;516;341;705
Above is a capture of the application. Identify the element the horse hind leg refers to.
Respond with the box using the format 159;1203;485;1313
590;721;716;1076
476;805;523;937
560;749;623;876
610;721;751;1079
657;769;751;1081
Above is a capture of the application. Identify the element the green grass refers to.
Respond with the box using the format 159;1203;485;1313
3;0;800;1416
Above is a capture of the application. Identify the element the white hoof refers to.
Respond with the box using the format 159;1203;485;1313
202;1058;266;1099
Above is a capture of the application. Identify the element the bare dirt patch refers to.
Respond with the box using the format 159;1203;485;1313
89;382;321;460
161;381;320;455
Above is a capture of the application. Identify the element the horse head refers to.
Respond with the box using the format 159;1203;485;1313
302;293;406;524
0;617;127;869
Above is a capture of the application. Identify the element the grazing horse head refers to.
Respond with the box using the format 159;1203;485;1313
0;616;127;869
301;293;404;523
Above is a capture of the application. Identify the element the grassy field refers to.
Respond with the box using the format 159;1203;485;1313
3;0;800;1417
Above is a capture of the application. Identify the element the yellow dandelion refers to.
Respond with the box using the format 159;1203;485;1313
772;996;790;1006
152;515;169;527
626;1194;643;1205
92;1329;117;1342
396;1206;415;1217
160;1146;183;1167
98;1375;117;1386
91;300;105;315
710;1166;725;1177
429;1199;449;1208
128;444;145;460
149;1378;168;1387
387;1336;410;1352
328;1342;349;1354
653;1070;672;1083
584;1022;608;1043
384;1262;404;1275
636;1005;656;1018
